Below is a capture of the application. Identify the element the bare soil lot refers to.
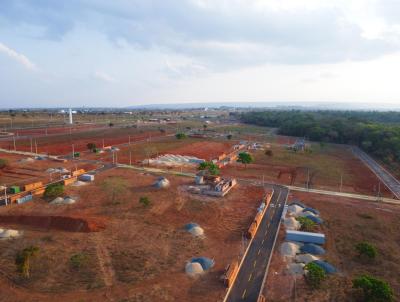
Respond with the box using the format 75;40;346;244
222;143;392;197
0;127;169;156
0;168;264;302
87;137;237;165
0;153;96;186
264;192;400;301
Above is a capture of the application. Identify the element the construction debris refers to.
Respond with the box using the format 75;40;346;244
185;262;204;277
148;154;204;167
185;222;204;237
154;177;170;189
0;228;21;239
280;241;302;257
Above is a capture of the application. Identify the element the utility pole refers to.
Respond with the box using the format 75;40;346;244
30;137;33;153
128;135;131;145
3;185;7;206
72;144;75;159
102;138;105;149
378;181;381;200
13;136;16;151
306;168;310;190
129;150;132;166
35;139;38;154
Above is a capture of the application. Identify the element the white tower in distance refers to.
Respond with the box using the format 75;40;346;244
69;108;73;124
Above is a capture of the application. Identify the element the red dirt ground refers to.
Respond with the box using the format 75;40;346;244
0;130;167;155
0;168;265;302
13;124;104;137
0;215;106;232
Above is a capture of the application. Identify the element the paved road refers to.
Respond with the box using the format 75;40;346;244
352;147;400;199
225;185;289;302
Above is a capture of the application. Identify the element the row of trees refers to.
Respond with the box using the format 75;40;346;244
242;110;400;166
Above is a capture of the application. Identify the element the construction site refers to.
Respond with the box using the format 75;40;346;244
0;112;399;302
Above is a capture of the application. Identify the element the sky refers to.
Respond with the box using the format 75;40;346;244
1;0;400;108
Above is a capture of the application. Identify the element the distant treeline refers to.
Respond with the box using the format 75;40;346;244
241;110;400;165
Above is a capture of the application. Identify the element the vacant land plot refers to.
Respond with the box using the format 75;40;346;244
0;168;264;302
222;143;392;197
0;153;95;186
264;192;400;301
87;137;237;165
0;126;169;156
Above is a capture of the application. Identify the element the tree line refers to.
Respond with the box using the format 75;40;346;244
241;110;400;166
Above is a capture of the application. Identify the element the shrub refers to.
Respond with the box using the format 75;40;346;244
355;242;377;260
304;262;326;289
102;177;128;204
353;275;394;302
0;158;8;169
86;142;96;151
70;253;88;270
296;216;316;231
227;134;232;140
44;183;64;198
139;196;150;207
198;161;220;175
175;133;187;139
265;149;273;156
15;246;39;278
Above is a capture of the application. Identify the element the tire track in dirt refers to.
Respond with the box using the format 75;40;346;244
92;233;115;294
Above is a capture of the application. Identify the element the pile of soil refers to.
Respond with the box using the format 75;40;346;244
0;215;106;232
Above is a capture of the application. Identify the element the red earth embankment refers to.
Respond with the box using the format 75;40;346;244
0;215;106;232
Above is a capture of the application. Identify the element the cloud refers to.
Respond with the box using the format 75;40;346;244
93;71;116;83
1;0;400;71
0;42;36;70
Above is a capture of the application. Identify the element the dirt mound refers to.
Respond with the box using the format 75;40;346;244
0;215;106;232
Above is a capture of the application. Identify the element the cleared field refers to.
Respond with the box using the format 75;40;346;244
264;192;400;301
0;153;96;186
0;168;264;302
85;136;237;165
221;143;392;197
0;127;169;156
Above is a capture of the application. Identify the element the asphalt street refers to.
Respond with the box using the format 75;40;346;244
225;185;289;302
352;147;400;199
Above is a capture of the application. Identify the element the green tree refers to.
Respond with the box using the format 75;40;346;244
304;262;326;289
175;133;187;139
44;183;64;198
139;196;150;207
86;142;96;151
296;217;316;232
355;242;377;260
15;246;40;278
0;158;8;169
353;275;394;302
198;161;220;175
237;152;253;168
227;134;233;140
